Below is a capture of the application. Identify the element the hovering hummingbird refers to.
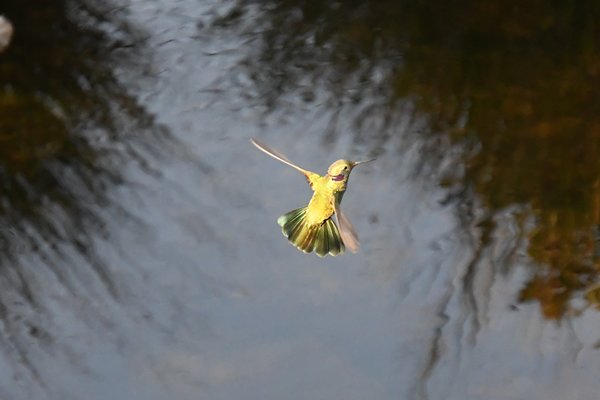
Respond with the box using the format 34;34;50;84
251;138;375;257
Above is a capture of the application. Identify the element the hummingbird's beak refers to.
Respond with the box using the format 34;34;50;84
351;158;376;168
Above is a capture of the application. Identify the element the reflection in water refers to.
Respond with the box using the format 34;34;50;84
0;0;170;383
0;16;13;52
214;0;600;319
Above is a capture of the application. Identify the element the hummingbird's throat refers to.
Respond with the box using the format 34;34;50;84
331;174;345;182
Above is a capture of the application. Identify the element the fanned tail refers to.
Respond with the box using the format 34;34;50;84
277;207;345;257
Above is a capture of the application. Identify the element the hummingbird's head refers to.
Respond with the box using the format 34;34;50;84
327;158;375;182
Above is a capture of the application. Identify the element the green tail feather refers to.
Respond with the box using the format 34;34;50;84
277;207;345;257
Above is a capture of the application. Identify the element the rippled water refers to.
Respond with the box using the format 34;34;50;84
1;0;600;399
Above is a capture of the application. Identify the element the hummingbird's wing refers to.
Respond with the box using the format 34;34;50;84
251;138;316;177
334;201;359;253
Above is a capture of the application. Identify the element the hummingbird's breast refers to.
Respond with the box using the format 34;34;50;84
305;176;338;226
306;192;335;226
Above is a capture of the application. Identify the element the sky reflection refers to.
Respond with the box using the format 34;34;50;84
213;0;600;319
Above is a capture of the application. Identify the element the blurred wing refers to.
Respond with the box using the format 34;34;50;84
251;138;313;176
334;201;359;253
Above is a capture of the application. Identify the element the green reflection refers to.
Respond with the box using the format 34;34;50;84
0;0;176;280
0;0;167;376
0;0;157;261
0;0;175;381
219;0;600;318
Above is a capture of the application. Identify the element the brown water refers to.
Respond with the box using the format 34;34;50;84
1;1;599;399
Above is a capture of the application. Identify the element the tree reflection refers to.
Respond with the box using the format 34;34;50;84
1;0;169;382
215;0;600;318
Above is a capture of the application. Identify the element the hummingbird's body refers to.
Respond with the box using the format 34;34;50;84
251;138;374;257
304;173;344;225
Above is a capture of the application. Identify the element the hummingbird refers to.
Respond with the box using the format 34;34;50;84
251;138;375;257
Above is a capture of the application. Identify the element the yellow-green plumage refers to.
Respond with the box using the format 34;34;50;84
251;138;374;256
277;207;344;257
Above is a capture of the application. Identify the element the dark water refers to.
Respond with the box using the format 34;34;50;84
1;0;599;399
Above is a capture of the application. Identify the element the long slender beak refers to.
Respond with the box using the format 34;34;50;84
351;158;376;168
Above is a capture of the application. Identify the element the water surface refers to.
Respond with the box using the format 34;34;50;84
1;0;600;399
